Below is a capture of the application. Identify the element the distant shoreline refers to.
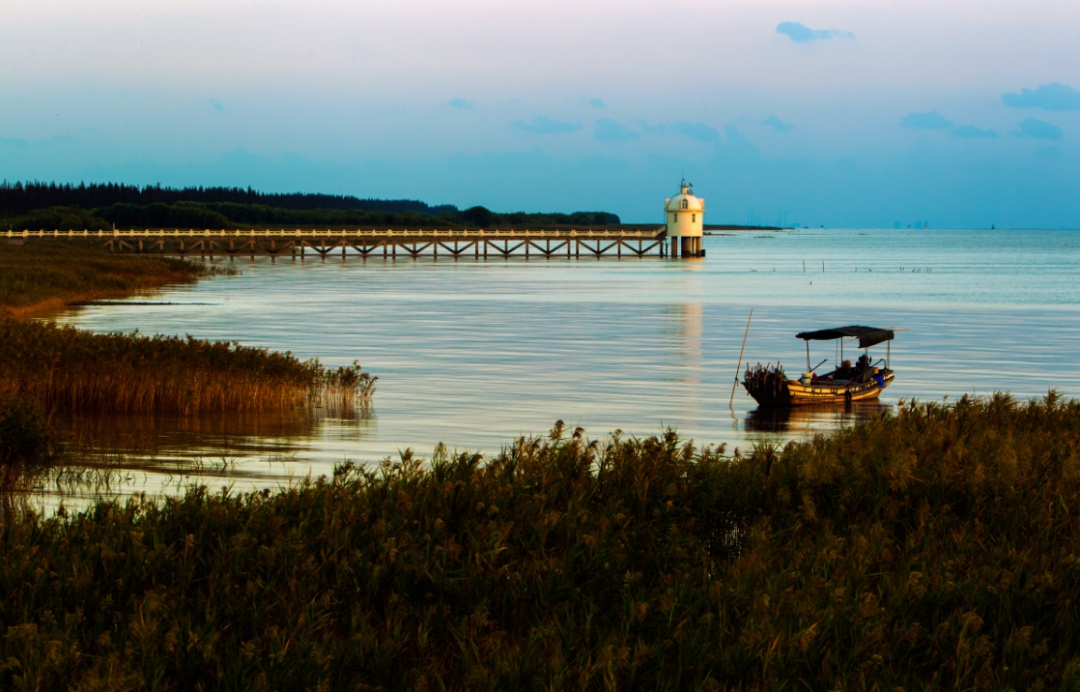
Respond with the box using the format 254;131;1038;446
703;224;786;232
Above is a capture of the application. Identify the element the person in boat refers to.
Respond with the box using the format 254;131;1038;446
853;354;873;381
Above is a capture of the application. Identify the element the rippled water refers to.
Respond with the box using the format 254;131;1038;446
43;227;1080;506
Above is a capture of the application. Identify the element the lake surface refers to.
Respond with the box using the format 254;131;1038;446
43;227;1080;507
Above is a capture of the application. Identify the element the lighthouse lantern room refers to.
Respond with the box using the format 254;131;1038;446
664;179;705;257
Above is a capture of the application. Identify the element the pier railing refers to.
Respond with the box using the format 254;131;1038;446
3;228;672;259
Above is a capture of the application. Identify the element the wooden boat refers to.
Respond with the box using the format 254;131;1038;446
742;325;895;407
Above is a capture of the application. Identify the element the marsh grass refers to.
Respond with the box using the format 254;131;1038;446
0;393;1078;688
0;319;375;415
0;396;61;521
2;239;374;415
44;464;134;495
0;239;209;317
0;398;57;474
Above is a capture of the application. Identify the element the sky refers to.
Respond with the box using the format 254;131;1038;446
2;0;1079;228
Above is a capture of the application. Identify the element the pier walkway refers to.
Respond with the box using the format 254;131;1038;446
3;228;672;259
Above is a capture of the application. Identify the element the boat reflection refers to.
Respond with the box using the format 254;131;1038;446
744;401;891;435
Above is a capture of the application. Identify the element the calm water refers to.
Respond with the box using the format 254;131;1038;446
42;227;1080;506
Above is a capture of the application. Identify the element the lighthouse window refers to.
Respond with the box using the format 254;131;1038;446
681;199;688;210
673;213;678;222
692;214;696;222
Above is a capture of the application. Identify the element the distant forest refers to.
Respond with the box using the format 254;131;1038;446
0;181;457;215
0;181;621;230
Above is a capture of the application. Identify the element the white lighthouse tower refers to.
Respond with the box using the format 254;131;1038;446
664;179;705;257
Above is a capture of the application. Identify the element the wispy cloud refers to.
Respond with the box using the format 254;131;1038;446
673;121;720;142
449;98;475;110
209;99;225;112
952;125;997;139
584;97;607;109
776;21;855;43
900;111;954;130
606;118;723;140
1002;83;1080;111
1010;117;1064;140
633;119;668;135
510;116;582;135
594;118;639;142
762;115;793;133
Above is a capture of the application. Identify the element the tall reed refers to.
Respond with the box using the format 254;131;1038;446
0;394;1077;689
0;396;58;488
0;319;375;414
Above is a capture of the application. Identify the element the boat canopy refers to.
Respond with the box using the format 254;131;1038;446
795;326;895;349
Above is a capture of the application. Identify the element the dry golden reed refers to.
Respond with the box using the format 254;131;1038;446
0;318;374;414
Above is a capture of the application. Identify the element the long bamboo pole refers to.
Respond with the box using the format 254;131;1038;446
730;308;753;406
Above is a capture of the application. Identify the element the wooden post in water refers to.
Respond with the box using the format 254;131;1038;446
730;308;753;406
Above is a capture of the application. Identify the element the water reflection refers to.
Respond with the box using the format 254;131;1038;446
667;302;703;382
744;401;891;435
43;408;377;507
62;410;321;450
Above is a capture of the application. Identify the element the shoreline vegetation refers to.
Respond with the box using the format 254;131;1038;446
0;394;1077;688
0;239;209;319
0;238;375;426
0;320;375;415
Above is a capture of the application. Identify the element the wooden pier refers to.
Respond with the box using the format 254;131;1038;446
3;228;674;259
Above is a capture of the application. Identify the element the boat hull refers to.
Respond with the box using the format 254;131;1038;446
743;371;894;407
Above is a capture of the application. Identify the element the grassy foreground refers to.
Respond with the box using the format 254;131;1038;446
1;393;1078;689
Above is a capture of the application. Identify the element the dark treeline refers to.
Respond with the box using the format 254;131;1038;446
0;181;456;216
94;202;457;231
4;203;621;231
0;181;622;230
